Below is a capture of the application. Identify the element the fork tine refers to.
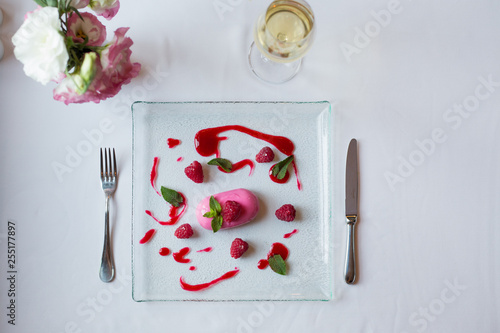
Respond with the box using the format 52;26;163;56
112;148;117;178
105;148;109;178
109;148;113;178
108;148;112;178
100;148;104;180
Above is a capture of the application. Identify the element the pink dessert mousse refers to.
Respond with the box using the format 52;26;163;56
196;188;259;230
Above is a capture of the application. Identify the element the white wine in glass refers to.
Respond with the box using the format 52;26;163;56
249;0;315;83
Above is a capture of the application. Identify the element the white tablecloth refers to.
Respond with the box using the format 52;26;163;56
1;0;499;332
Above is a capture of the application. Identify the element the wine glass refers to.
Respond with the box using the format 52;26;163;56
248;0;315;84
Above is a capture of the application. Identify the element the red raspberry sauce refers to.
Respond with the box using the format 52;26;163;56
267;243;289;260
194;125;300;186
269;158;301;190
144;192;187;226
167;138;181;148
173;247;191;263
139;229;156;244
257;260;269;269
194;125;294;157
196;247;213;253
269;164;290;184
189;266;196;271
283;229;298;239
180;268;240;291
159;247;170;256
150;157;161;196
292;160;302;191
217;159;255;176
257;243;289;269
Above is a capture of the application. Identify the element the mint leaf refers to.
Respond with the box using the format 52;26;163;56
211;216;223;233
207;158;233;172
203;196;223;232
268;255;287;275
160;186;183;207
203;211;216;218
272;155;294;180
209;195;222;214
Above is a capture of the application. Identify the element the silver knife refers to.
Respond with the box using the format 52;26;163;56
344;138;359;284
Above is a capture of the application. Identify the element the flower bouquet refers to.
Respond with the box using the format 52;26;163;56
12;0;141;105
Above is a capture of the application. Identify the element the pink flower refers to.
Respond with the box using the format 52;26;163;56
53;27;140;105
89;0;120;20
99;27;141;94
67;12;106;46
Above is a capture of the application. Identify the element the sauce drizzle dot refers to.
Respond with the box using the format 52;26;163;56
167;138;181;148
159;247;170;256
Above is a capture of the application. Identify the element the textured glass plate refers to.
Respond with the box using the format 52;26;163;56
132;101;333;301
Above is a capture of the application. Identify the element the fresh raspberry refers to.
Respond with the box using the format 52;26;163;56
256;147;274;163
174;224;194;239
275;204;296;222
230;238;249;259
222;200;242;223
184;161;204;183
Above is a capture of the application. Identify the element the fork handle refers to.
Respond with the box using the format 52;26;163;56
100;196;115;282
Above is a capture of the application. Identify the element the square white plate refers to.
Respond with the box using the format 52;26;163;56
132;101;333;301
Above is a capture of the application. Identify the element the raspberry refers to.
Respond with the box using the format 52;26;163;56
222;200;242;223
256;147;274;163
184;161;204;183
275;204;296;222
174;224;194;239
230;238;249;259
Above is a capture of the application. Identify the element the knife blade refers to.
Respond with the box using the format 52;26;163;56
344;138;358;284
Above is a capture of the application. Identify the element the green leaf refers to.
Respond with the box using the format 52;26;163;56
203;196;223;232
209;195;222;214
47;0;58;7
72;8;84;21
160;186;183;207
203;211;216;218
271;155;294;180
268;255;287;275
211;216;223;233
33;0;48;7
207;158;233;172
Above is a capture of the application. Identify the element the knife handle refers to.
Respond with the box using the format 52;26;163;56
344;217;357;284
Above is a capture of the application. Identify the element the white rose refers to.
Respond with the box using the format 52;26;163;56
12;7;69;85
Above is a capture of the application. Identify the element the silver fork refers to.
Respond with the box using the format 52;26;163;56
99;148;117;282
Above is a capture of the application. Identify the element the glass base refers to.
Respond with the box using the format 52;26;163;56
248;42;302;84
